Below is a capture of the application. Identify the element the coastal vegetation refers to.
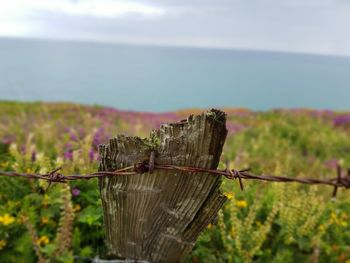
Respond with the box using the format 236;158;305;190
0;101;350;262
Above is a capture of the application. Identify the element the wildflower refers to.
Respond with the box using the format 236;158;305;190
2;135;15;145
318;224;325;231
64;150;73;161
43;194;50;206
207;223;213;230
88;149;95;162
333;114;350;126
0;161;9;168
324;159;338;169
92;128;103;148
341;212;348;220
330;212;337;224
36;236;49;246
20;145;26;154
73;204;81;212
78;127;86;139
340;221;348;227
41;217;49;225
70;133;78;141
226;122;247;135
224;192;234;200
31;151;36;162
92;128;107;149
0;214;15;226
236;200;248;208
64;143;74;160
9;143;18;155
65;142;73;149
230;227;235;238
71;188;81;197
0;239;6;250
36;152;44;162
56;157;64;167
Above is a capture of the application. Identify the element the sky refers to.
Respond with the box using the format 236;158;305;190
1;0;350;56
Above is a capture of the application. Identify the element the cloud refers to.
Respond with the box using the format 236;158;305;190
0;21;31;37
0;0;165;37
0;0;350;56
0;0;165;18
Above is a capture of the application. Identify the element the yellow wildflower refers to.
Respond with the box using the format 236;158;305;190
36;236;50;246
230;227;235;238
0;240;6;250
41;217;49;225
329;212;338;224
207;223;213;230
73;204;81;212
56;157;64;167
0;214;15;226
331;212;337;219
36;153;44;163
42;195;50;206
224;192;234;200
318;224;325;231
0;161;9;168
340;221;348;227
236;200;248;208
341;213;348;220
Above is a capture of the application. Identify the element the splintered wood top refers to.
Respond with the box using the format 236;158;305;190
98;109;228;263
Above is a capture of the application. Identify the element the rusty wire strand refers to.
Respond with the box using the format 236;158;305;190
0;162;350;194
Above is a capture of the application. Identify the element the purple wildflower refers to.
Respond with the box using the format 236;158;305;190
78;128;86;139
226;122;247;135
65;142;73;149
31;151;36;162
64;150;73;161
324;159;338;169
88;149;95;162
321;109;334;117
333;114;350;126
92;128;106;149
71;188;81;197
70;133;78;141
63;142;74;160
20;145;26;154
1;135;16;145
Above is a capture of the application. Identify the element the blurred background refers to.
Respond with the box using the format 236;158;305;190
2;2;350;263
0;0;350;111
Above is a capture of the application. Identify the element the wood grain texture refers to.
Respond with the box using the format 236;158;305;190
98;109;228;262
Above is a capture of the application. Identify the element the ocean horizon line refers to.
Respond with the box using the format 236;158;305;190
1;36;350;60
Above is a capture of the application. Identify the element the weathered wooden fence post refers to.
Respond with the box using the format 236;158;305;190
98;109;228;262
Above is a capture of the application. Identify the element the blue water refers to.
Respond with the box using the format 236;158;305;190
0;38;349;112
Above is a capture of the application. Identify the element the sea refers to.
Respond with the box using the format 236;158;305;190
0;37;349;112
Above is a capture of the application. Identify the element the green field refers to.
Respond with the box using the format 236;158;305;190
0;101;350;262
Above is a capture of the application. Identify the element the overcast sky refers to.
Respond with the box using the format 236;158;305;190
1;0;350;56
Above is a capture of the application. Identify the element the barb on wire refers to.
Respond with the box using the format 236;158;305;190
0;166;137;183
0;161;350;196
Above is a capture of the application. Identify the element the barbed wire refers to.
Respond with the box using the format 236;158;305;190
0;160;349;197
